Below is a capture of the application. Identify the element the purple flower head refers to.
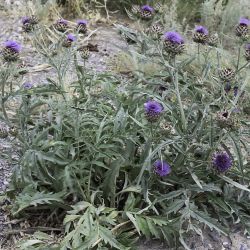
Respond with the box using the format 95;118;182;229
77;20;88;25
246;43;250;50
239;17;250;26
153;160;171;177
164;31;184;45
67;33;76;42
22;16;31;25
212;152;232;173
141;5;154;13
144;100;163;114
195;25;209;35
4;41;21;53
22;82;33;89
57;19;68;25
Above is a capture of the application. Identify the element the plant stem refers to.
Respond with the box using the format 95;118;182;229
236;62;249;74
1;65;10;124
173;57;187;131
197;44;201;64
236;45;241;71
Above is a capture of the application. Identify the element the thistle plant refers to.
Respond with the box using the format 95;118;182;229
212;152;233;173
235;17;250;39
2;41;21;62
163;31;185;56
21;15;39;33
193;25;209;44
153;160;171;176
140;5;154;19
62;33;76;47
76;19;88;34
2;5;250;250
54;18;68;32
144;100;163;122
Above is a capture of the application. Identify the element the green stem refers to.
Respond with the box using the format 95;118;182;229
236;62;249;74
236;45;241;71
197;44;201;64
173;57;186;131
87;164;93;202
136;124;153;186
1;65;10;124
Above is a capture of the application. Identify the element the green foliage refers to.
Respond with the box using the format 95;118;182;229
1;2;250;250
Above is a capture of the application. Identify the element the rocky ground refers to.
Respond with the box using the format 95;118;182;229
0;1;250;250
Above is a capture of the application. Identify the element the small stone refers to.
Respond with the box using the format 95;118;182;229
208;243;214;249
222;242;231;249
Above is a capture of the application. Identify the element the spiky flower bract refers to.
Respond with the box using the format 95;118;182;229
193;25;209;43
54;19;69;32
164;31;185;55
212;152;233;173
153;160;171;177
236;17;249;38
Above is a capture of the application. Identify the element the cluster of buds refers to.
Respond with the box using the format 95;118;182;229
22;15;39;33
